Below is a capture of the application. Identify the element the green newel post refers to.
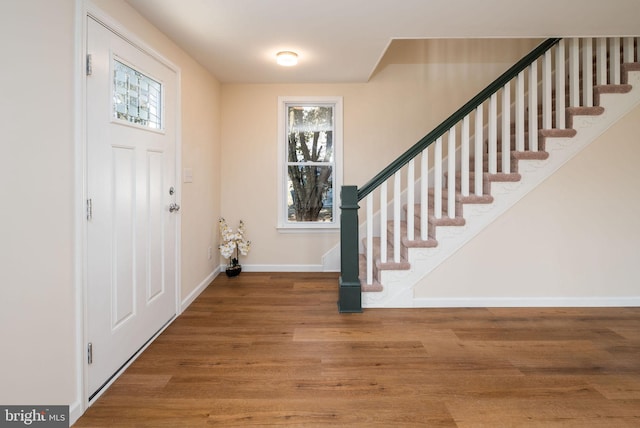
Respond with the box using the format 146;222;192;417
338;185;362;313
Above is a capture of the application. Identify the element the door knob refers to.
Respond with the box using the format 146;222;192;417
169;203;180;213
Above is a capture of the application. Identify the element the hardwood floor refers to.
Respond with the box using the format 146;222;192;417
74;272;640;427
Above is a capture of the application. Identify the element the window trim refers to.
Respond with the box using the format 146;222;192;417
277;96;343;231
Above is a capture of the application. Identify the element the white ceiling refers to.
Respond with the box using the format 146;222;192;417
126;0;640;84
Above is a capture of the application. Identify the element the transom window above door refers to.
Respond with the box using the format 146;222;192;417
113;59;162;130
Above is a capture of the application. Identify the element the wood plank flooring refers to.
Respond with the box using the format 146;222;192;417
74;272;640;427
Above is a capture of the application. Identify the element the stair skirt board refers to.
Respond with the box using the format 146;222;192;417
362;69;640;309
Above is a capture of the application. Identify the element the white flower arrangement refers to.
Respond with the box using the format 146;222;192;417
218;218;251;267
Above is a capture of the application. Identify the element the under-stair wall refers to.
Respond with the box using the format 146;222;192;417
413;104;640;307
338;37;640;310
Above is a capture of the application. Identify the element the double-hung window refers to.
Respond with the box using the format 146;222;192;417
277;96;343;230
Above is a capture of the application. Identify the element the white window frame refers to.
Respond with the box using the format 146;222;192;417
277;96;343;231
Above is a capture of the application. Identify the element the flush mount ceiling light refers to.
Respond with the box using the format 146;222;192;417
276;51;298;66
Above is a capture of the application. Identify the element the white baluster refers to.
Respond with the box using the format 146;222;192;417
474;106;484;196
434;137;442;219
623;37;634;63
447;127;456;219
461;115;470;197
380;181;387;264
582;38;593;107
569;38;580;107
393;171;401;263
612;37;621;85
596;38;607;85
542;50;552;130
488;93;497;173
516;71;525;151
366;193;373;285
555;40;566;129
528;60;538;151
407;159;415;241
501;83;511;173
420;149;428;240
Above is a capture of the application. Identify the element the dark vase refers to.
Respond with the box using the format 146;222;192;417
225;265;242;277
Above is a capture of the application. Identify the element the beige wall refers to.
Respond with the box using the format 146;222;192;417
0;0;76;405
220;39;541;268
415;104;640;301
0;0;221;415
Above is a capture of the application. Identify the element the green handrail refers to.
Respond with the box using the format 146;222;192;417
357;37;561;201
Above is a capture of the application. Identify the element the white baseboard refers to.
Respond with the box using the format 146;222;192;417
69;399;83;426
410;296;640;308
181;268;219;313
223;264;327;272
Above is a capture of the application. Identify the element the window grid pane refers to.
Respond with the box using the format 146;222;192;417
113;60;162;129
286;104;335;223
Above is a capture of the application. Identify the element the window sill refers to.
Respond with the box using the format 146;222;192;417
277;225;340;234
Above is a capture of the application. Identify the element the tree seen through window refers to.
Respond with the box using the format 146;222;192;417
286;105;334;222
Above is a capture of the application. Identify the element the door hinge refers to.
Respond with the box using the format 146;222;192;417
87;343;93;365
86;198;93;220
86;54;92;76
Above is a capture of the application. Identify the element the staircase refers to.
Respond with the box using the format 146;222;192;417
337;37;640;311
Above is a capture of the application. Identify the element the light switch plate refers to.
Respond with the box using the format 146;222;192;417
183;168;193;183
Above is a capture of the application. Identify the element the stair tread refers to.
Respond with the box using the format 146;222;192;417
394;218;437;241
402;236;438;248
566;106;605;128
566;106;605;116
361;281;384;292
490;127;578;153
492;152;542;160
403;206;465;223
511;150;551;160
484;149;551;159
405;200;458;216
358;254;383;292
457;194;494;204
594;84;633;105
362;237;411;269
376;260;411;270
381;223;439;249
452;171;522;182
426;188;494;203
622;63;640;84
430;215;465;226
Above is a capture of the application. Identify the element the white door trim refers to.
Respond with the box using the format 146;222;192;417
73;1;182;423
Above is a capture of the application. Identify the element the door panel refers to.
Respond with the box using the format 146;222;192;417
86;16;178;397
113;146;135;328
147;150;165;301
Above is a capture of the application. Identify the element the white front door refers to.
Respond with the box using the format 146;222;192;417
86;16;178;398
